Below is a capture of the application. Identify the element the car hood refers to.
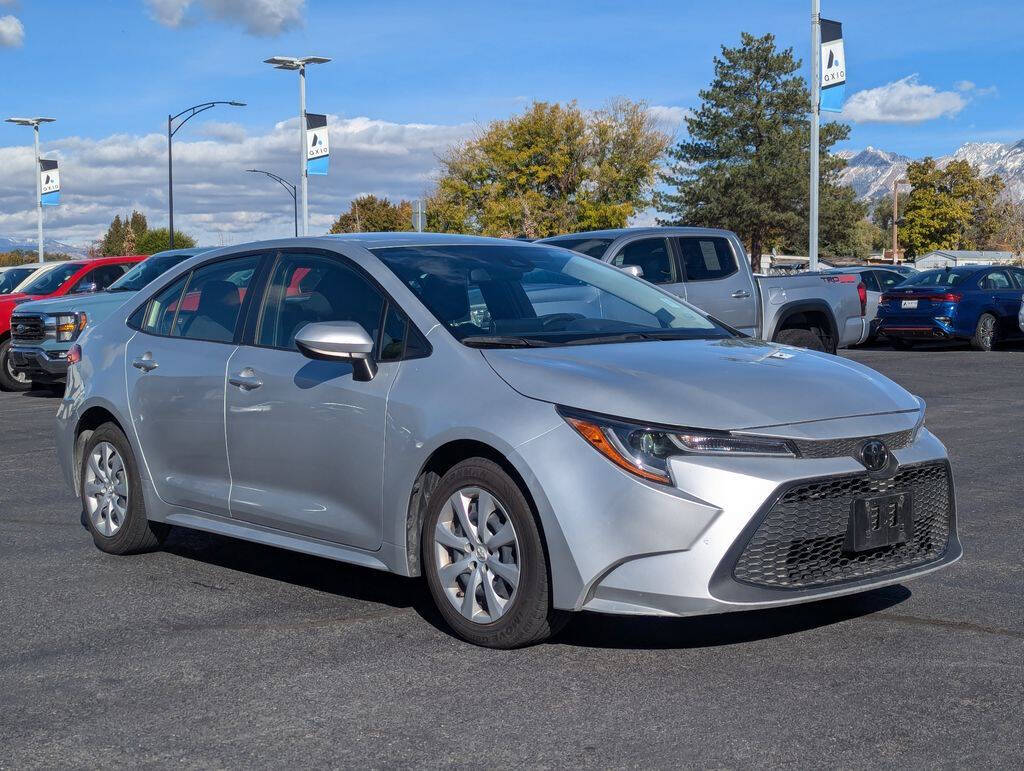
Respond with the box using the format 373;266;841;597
481;337;920;431
13;291;134;316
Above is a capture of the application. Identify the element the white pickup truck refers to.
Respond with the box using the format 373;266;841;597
539;227;868;352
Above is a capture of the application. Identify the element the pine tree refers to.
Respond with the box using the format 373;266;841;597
101;215;125;256
128;210;148;240
656;32;861;267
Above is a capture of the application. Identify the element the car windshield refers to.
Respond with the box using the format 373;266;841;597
372;243;732;347
108;252;195;292
19;262;82;295
0;267;33;294
899;269;973;287
540;237;615;259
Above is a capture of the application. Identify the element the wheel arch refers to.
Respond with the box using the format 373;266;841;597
71;401;131;492
771;300;839;353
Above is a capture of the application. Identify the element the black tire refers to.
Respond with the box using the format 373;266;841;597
773;327;826;352
0;338;31;392
970;313;998;351
890;337;916;350
422;458;569;648
80;422;168;554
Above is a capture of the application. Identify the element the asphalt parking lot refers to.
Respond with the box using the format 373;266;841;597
1;344;1022;768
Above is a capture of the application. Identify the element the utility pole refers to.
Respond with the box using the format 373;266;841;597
892;177;908;264
808;0;821;271
264;56;331;236
5;117;55;262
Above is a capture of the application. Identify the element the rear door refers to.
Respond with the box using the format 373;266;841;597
674;235;757;334
607;237;684;300
125;253;263;517
979;269;1020;338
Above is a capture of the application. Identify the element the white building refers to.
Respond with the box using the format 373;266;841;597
913;250;1019;270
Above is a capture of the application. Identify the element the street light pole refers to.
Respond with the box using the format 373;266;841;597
5;117;55;263
264;56;331;237
167;100;246;248
246;169;298;236
809;0;821;272
892;178;908;264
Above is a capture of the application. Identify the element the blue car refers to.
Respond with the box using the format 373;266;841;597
877;265;1024;351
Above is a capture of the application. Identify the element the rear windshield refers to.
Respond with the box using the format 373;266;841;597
541;237;615;259
108;252;196;292
19;262;83;295
900;269;973;287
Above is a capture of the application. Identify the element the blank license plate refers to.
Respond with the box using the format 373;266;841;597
901;300;918;309
845;493;913;552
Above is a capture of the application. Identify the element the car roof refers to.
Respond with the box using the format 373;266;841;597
324;232;537;249
537;226;735;241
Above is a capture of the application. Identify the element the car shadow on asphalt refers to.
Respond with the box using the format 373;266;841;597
553;586;912;649
157;524;912;649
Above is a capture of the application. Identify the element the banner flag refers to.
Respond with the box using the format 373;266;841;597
40;159;60;206
305;113;329;175
820;18;845;113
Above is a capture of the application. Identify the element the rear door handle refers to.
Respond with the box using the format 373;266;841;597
229;368;263;391
731;289;751;299
131;355;158;372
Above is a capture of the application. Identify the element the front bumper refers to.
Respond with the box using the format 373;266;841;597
9;345;69;381
519;419;959;617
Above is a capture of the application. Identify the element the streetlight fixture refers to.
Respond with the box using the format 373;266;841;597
246;169;298;236
263;55;331;236
5;116;56;263
167;100;246;247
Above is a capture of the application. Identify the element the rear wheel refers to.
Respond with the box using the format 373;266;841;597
422;458;568;648
970;313;997;351
0;339;31;391
773;327;826;352
81;423;168;554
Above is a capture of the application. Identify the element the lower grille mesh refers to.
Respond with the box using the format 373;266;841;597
732;462;951;590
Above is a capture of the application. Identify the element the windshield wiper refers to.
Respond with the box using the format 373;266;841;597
561;332;651;346
461;335;555;348
107;286;136;292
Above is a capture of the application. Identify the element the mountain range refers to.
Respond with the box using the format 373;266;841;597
836;139;1024;203
0;235;87;257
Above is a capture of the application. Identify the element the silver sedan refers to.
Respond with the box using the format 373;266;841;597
56;234;961;647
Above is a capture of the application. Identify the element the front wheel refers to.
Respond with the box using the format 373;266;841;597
422;458;568;648
0;339;31;391
970;313;998;351
81;422;169;554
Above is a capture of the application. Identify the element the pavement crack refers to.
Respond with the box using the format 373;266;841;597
872;612;1024;641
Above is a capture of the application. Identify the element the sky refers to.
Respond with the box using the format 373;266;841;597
0;0;1022;248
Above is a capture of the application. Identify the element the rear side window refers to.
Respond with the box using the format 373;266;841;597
545;237;614;259
610;238;677;284
979;270;1011;290
173;256;260;342
860;271;880;292
677;237;737;281
142;274;189;336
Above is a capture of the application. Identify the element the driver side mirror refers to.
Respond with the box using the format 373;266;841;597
294;320;377;382
620;264;644;279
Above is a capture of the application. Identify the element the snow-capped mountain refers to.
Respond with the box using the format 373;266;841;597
0;235;87;257
836;139;1024;202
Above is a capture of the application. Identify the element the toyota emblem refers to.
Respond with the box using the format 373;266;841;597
15;324;25;334
860;440;890;472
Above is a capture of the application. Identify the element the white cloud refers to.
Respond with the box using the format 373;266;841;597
0;115;473;248
0;14;24;47
841;75;967;124
647;105;691;135
954;80;975;92
146;0;304;36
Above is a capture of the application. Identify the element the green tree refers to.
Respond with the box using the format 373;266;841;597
128;210;148;239
329;195;413;233
100;215;125;256
900;158;1005;257
656;32;862;268
136;228;196;254
427;99;668;238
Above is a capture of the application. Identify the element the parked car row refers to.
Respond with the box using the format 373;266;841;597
50;232;961;647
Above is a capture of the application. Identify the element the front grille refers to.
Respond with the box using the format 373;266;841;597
10;314;45;342
792;429;914;459
732;462;951;590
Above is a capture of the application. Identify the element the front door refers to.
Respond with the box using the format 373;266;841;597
225;250;399;550
674;235;758;334
125;254;261;517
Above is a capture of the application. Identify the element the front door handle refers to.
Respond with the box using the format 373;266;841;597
229;368;263;391
731;289;752;299
131;354;158;372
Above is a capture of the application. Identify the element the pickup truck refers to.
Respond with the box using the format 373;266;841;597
0;254;146;391
9;248;206;389
538;227;868;352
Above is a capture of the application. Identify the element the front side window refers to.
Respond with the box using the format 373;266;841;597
256;253;384;351
372;243;729;347
610;238;676;284
73;263;131;293
19;262;83;295
1009;268;1024;289
677;237;738;281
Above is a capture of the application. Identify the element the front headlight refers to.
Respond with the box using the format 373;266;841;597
559;407;796;485
53;312;87;342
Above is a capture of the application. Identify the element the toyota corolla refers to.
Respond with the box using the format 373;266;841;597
56;234;961;647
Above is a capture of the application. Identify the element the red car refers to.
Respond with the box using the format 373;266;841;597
0;254;146;390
